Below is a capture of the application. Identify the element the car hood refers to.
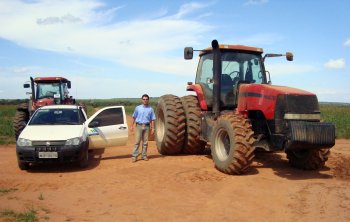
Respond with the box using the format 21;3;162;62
19;125;85;141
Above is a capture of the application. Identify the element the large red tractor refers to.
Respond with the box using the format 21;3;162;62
13;77;76;139
155;40;335;175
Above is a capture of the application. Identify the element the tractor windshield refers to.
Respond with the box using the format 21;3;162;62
36;83;63;99
196;51;265;87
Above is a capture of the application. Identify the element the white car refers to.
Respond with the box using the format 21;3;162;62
16;105;128;170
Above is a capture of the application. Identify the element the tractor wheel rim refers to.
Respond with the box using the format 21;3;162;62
215;128;230;161
156;110;165;142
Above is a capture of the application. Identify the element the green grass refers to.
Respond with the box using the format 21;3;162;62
0;101;349;144
0;105;17;144
0;208;38;222
320;104;350;139
0;188;18;196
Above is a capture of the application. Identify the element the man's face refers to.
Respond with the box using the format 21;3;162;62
142;97;149;105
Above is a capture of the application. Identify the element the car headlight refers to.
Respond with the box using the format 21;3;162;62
17;138;32;147
65;137;82;146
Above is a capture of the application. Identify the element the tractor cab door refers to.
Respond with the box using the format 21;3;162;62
86;106;128;149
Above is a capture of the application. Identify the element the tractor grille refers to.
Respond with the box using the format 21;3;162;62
274;94;320;134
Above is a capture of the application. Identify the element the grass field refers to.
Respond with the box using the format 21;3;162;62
0;100;349;144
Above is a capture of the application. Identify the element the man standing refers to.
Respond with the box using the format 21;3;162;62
131;94;156;162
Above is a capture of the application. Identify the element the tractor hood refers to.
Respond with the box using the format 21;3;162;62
239;84;315;97
237;84;319;120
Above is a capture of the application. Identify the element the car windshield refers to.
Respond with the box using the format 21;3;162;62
29;108;83;125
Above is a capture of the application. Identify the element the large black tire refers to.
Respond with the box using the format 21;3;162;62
13;103;29;140
181;95;206;154
155;95;185;155
286;148;330;170
210;113;255;175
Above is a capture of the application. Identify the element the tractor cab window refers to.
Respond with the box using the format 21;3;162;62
197;54;214;90
196;51;265;109
37;83;61;99
196;51;264;86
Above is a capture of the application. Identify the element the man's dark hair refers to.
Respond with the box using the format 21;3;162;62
141;94;149;99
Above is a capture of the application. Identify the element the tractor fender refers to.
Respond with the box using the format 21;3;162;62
186;84;207;110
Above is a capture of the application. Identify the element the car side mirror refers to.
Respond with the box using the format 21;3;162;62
88;121;100;128
67;81;71;89
23;83;30;88
184;47;193;60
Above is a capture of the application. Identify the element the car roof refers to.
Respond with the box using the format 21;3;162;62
37;105;81;110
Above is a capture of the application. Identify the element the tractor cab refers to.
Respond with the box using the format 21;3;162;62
195;47;266;109
24;77;75;110
185;42;292;111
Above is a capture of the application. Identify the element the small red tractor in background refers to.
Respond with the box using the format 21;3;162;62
13;76;76;139
155;40;335;175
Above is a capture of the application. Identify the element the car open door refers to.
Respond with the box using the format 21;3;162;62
86;106;128;149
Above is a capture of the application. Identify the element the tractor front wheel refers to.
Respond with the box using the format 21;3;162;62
286;148;330;170
13;103;29;140
210;113;255;175
155;95;185;155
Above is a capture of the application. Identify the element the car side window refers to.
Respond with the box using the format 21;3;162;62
91;107;124;127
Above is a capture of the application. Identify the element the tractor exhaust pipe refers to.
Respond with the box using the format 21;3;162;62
212;40;221;116
30;77;36;101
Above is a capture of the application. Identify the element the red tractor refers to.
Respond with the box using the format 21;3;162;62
13;77;76;139
155;40;335;175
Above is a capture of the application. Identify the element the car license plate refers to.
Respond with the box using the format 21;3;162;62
38;152;58;158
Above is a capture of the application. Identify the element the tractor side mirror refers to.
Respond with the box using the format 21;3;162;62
23;83;30;88
184;47;193;60
286;52;293;61
67;81;71;89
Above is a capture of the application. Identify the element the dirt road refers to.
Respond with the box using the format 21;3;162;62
0;124;349;221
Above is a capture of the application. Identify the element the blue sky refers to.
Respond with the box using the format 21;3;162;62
0;0;349;102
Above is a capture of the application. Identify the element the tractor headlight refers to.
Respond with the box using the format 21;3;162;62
17;138;32;147
65;137;82;146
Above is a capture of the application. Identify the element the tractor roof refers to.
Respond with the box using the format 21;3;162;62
199;44;263;56
34;77;70;83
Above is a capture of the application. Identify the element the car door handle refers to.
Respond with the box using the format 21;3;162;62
119;126;127;130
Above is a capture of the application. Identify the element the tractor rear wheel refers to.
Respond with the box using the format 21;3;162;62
286;148;330;170
155;95;186;155
13;103;29;139
181;95;206;154
210;113;255;175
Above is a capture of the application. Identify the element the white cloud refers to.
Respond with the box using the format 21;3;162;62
324;58;346;69
344;39;350;46
0;0;211;76
244;0;269;6
171;2;209;19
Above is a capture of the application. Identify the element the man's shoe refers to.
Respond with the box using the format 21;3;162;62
132;158;137;163
142;157;149;161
